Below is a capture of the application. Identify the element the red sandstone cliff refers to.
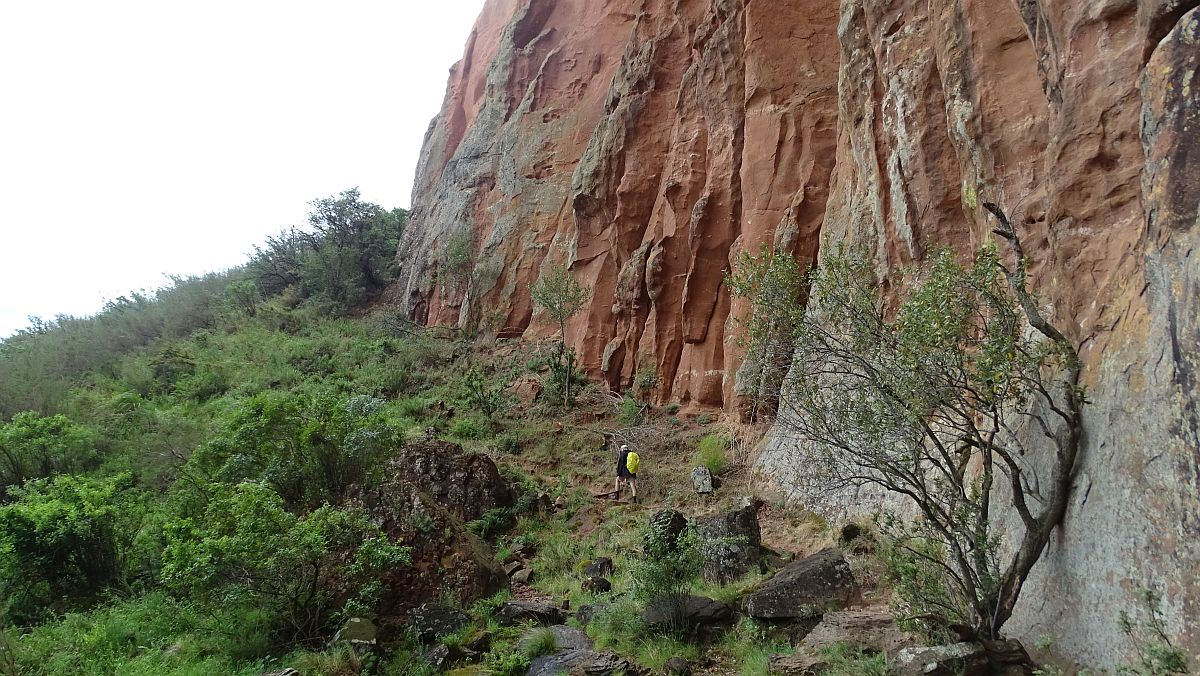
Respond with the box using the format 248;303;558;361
394;0;1199;666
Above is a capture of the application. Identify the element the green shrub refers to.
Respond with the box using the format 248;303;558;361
495;429;522;455
697;412;714;425
522;627;558;658
633;518;705;634
450;414;490;440
819;642;887;675
619;394;644;427
187;391;402;508
695;434;729;475
467;507;515;540
1119;589;1189;674
0;473;140;624
160;481;409;644
0;412;97;494
666;403;681;415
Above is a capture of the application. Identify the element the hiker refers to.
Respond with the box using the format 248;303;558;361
613;443;639;502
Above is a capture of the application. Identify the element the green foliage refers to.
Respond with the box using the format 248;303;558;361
819;642;888;675
522;627;558;658
467;507;514;540
717;617;790;676
439;228;475;293
694;434;729;475
634;519;705;633
460;364;510;419
619;393;645;427
732;243;1085;639
633;364;658;403
725;245;808;420
250;189;407;312
1118;589;1189;674
530;263;590;408
494;429;522;455
484;646;531;676
0;412;97;494
161;481;408;644
188;391;401;508
0;473;142;624
450;414;490;440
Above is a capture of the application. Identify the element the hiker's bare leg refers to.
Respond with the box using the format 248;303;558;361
612;476;621;498
630;479;637;501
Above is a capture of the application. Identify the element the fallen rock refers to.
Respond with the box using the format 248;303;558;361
259;670;299;676
511;567;533;584
389;440;514;523
503;561;525;576
576;603;608;626
665;656;692;675
526;649;635;676
691;467;714;494
768;651;828;675
425;643;451;670
645;509;689;556
893;642;989;676
553;495;567;510
330;617;377;647
642;595;733;630
519;625;594;653
583;556;614;578
582;576;612;594
406;604;472;644
744;548;856;620
799;608;914;658
500;599;565;626
697;504;762;583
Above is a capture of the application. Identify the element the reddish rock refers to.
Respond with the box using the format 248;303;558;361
393;0;1200;667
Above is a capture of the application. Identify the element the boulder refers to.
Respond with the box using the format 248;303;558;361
768;652;828;675
503;561;525;576
642;595;733;630
799;608;914;658
519;625;594;653
526;649;635;676
425;643;452;671
259;670;300;676
697;504;762;583
389;440;514;523
744;548;856;620
500;599;565;626
406;604;472;644
582;576;612;594
576;603;608;626
583;556;614;578
665;656;692;675
511;567;534;584
644;509;689;556
330;617;377;647
691;466;714;494
893;642;990;676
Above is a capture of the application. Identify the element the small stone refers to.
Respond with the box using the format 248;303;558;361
583;556;614;578
425;643;451;670
768;651;827;675
504;561;525;575
665;656;692;674
691;466;714;493
499;599;564;626
330;617;377;647
576;603;608;626
554;495;567;509
511;567;533;584
582;576;612;594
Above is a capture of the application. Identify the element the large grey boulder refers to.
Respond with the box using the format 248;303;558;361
500;599;565;626
892;642;989;676
691;466;714;493
744;547;856;620
696;504;762;583
799;608;914;658
526;649;636;676
330;617;377;647
519;625;594;653
406;603;471;643
641;595;733;630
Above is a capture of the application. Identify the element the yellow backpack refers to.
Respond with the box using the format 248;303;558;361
625;451;640;474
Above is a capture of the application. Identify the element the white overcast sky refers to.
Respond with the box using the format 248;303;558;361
0;0;485;338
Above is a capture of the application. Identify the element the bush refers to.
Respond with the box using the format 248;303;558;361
0;474;143;624
188;391;402;508
619;394;644;427
0;412;97;495
494;429;522;455
160;482;409;644
450;414;490;440
522;627;558;658
695;434;729;475
634;517;705;634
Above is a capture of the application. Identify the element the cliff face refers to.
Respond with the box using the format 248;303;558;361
394;0;1200;666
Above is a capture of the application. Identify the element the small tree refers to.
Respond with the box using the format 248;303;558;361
633;516;705;634
530;263;590;408
731;205;1084;641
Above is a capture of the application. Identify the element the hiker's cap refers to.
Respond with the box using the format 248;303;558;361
620;444;629;451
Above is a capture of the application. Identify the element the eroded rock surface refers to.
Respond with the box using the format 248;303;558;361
396;0;1200;665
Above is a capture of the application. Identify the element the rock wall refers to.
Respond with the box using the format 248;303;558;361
393;0;1199;666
